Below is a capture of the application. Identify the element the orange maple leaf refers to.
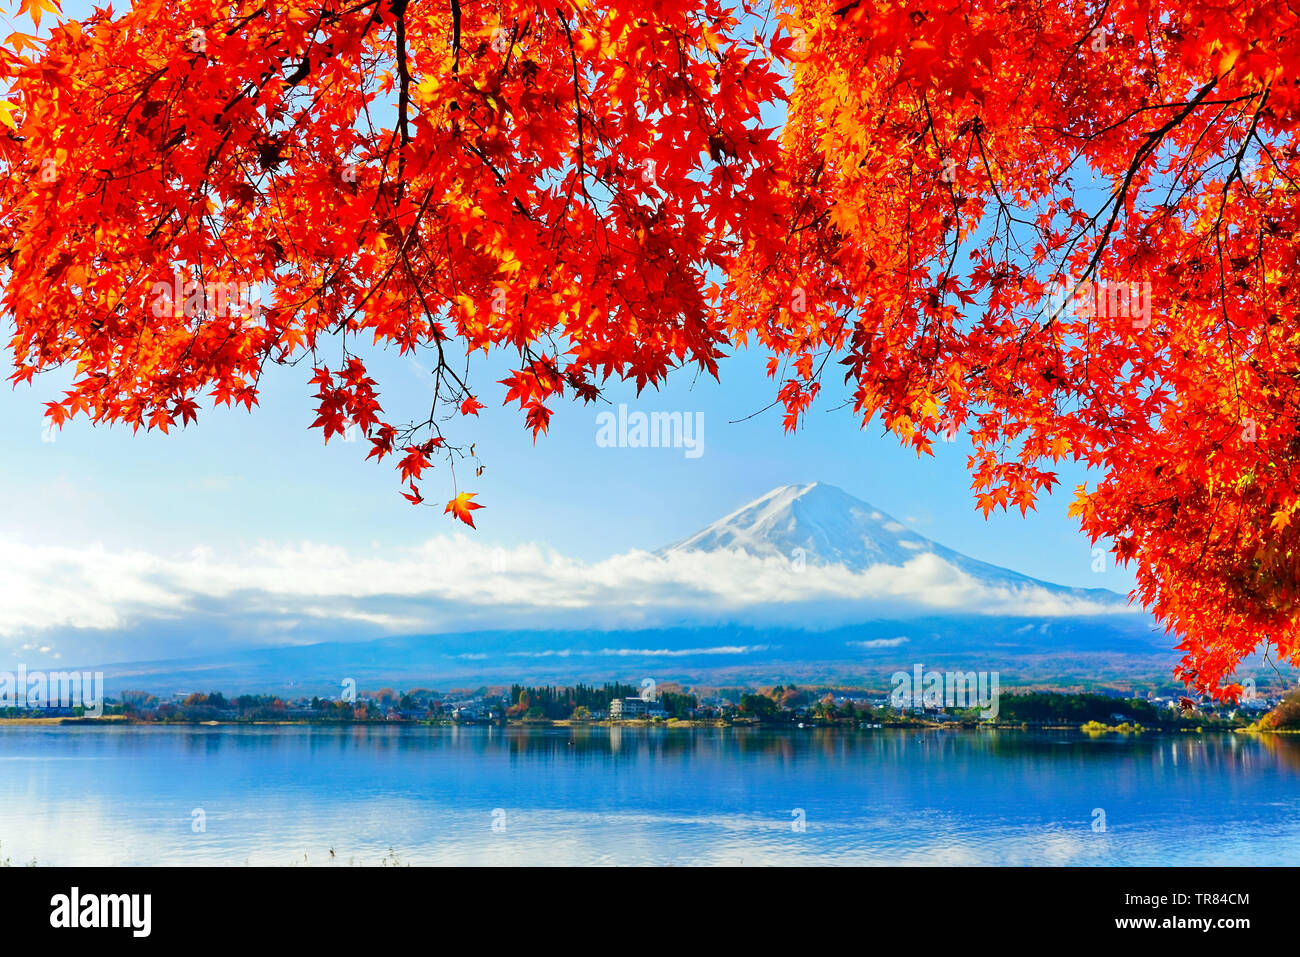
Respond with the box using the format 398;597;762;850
444;492;483;528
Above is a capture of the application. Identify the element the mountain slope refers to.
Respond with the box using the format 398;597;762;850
92;618;1177;696
661;481;1124;603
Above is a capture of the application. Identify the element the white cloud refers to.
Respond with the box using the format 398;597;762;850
847;637;910;648
453;645;771;659
0;534;1138;659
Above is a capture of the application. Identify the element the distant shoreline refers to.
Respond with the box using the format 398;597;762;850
0;716;1282;734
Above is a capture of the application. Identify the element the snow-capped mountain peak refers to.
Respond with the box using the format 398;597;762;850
661;482;1125;603
662;482;942;569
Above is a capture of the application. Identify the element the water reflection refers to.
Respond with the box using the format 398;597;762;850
0;725;1296;865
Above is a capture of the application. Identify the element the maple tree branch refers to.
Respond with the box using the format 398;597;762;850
449;0;461;75
1206;86;1271;416
394;3;412;189
395;18;411;139
560;16;591;207
1079;73;1223;287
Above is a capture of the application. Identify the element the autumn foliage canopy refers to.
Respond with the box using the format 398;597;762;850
2;0;1298;697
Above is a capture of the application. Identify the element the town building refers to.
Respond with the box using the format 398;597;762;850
610;697;668;720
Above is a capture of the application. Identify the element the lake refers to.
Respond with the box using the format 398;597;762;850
0;724;1297;866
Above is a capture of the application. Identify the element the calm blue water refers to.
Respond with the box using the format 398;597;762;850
0;725;1296;865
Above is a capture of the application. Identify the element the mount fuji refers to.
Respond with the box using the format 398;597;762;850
661;481;1125;603
80;481;1179;695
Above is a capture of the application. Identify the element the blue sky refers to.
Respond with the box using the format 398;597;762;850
0;330;1134;590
